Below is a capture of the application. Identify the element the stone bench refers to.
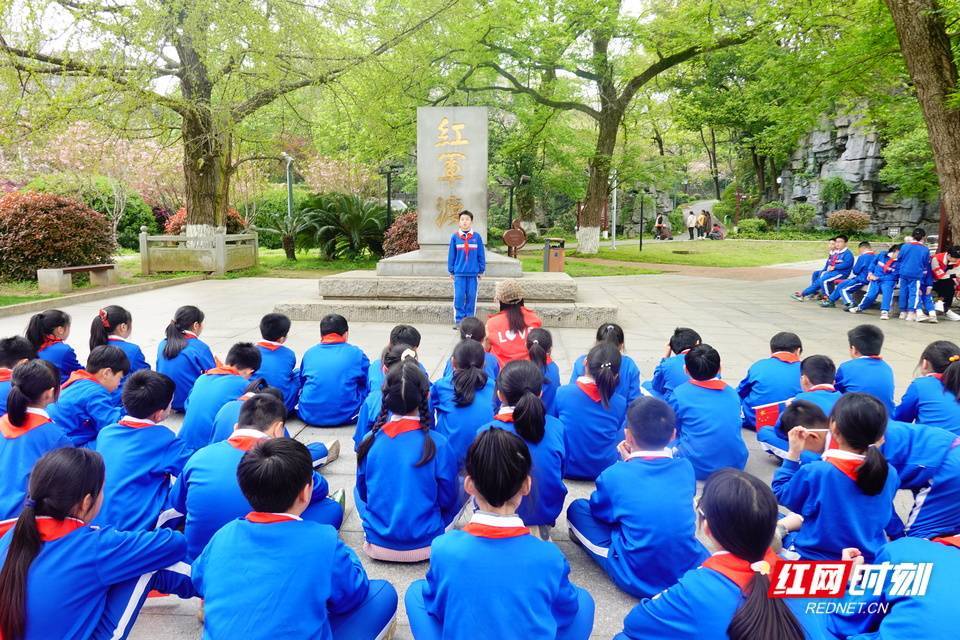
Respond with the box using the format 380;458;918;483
37;264;118;294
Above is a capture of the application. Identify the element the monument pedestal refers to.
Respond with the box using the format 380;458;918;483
376;247;522;277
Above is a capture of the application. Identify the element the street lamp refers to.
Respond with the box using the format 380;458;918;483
629;187;650;253
280;152;294;222
497;174;530;229
379;162;404;230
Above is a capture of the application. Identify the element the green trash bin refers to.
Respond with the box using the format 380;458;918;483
543;238;565;272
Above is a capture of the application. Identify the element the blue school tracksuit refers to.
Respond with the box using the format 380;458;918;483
405;513;595;640
178;367;249;451
299;338;370;426
737;353;802;429
554;379;628;480
48;371;122;447
93;417;191;531
477;414;567;527
828;251;877;304
156;335;216;411
894;374;960;433
107;336;150;377
648;352;690;401
0;519;192;640
567;451;708;599
254;340;299;412
898;239;930;312
669;380;747;481
571;354;641;405
773;450;899;561
0;368;11;416
0;409;72;520
37;339;82;384
801;247;854;297
194;514;398;640
757;385;842;461
355;417;459;551
447;229;486;323
430;375;495;465
857;251;900;311
441;352;500;384
836;356;896;412
169;430;343;560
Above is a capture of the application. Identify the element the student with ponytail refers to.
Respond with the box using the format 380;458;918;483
0;361;71;520
893;340;960;433
48;345;129;447
156;305;216;411
355;355;458;562
431;339;495;464
406;428;595;640
0;448;193;640
773;392;898;561
354;343;419;451
554;342;628;480
89;306;150;383
485;279;542;367
24;309;80;384
0;337;35;417
615;470;812;640
569;323;642;405
442;317;500;381
477;360;567;537
527;328;561;414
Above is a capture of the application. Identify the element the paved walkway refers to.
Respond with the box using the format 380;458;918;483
0;271;950;639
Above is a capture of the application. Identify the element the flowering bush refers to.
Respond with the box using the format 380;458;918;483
0;192;114;280
827;210;871;233
383;211;419;256
164;207;246;234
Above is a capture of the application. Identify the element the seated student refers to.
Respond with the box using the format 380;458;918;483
485;279;543;367
570;323;642;405
836;324;896;412
178;342;261;451
406;428;595;640
156;305;216;411
737;332;803;430
298;314;370;427
355;355;458;561
757;400;827;464
477;361;567;538
93;370;191;531
442;317;500;381
794;354;843;415
773;393;899;561
431;340;495;465
527;328;560;415
48;345;129;447
669;345;747;481
90;306;150;384
355;344;414;451
646;327;701;401
253;313;300;412
850;243;901;319
930;245;960;321
370;324;425;393
25;309;81;384
898;226;930;321
614;470;816;640
169;393;344;560
822;241;877;308
0;336;35;417
793;234;853;301
554;343;628;480
806;237;836;294
0;448;193;640
194;438;398;640
893;340;960;433
0;360;71;520
567;397;707;599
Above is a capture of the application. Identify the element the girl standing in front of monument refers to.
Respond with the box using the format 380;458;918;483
447;210;486;329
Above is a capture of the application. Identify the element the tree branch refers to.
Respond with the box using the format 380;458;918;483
469;61;600;119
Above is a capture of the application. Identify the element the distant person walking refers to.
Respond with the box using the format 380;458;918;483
686;211;696;240
654;213;666;239
696;211;706;238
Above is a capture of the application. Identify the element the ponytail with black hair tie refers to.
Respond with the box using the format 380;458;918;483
22;498;35;509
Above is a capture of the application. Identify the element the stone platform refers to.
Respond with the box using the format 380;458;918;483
376;248;522;277
317;270;577;302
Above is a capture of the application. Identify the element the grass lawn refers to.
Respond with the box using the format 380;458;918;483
519;255;660;277
576;240;826;268
221;249;378;279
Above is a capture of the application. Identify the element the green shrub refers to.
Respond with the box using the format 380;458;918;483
552;209;578;233
787;203;817;229
736;218;767;234
827;209;871;233
383;211;419;257
821;176;852;209
488;226;505;247
308;193;386;259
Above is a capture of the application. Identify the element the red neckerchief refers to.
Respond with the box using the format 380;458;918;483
382;417;422;438
463;514;529;539
702;549;781;591
245;512;300;524
808;384;836;392
689;379;727;390
0;516;86;540
321;333;346;344
929;373;944;381
118;417;157;430
770;352;800;364
822;449;865;482
257;340;282;352
862;251;875;255
458;230;475;260
227;429;268;451
182;330;198;341
862;355;884;360
882;257;896;273
61;370;104;390
494;406;514;423
39;336;62;351
933;535;960;549
827;252;839;266
0;410;52;439
0;368;11;382
205;365;242;377
576;376;602;403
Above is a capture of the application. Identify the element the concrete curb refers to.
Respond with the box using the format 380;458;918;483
0;275;207;318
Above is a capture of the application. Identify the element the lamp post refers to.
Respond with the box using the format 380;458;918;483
379;163;404;230
629;187;649;253
498;175;530;229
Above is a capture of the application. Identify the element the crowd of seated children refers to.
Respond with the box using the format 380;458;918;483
893;340;960;433
484;279;542;367
156;305;215;411
567;396;707;599
25;309;80;383
526;328;560;414
820;241;877;309
430;339;495;465
737;331;802;430
570;323;642;405
645;326;700;401
299;313;370;427
48;345;128;446
0;336;36;417
835;324;896;412
793;235;853;302
849;242;901;319
90;305;150;386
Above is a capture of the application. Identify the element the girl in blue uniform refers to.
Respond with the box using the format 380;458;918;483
89;306;150;384
431;339;495;465
0;337;35;417
773;392;899;562
355;344;412;450
254;313;300;412
527;328;560;414
442;317;500;381
0;448;192;640
554;342;627;480
355;355;458;562
406;428;595;640
647;326;701;401
0;361;71;520
156;305;216;412
477;360;566;537
570;323;641;405
48;345;129;447
369;324;422;394
893;340;960;433
615;469;813;640
25;309;81;384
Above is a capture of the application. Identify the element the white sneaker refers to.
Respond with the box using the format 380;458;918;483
936;300;945;312
916;311;929;323
899;312;907;320
880;311;889;320
929;312;939;323
906;312;917;322
848;307;862;314
946;310;960;321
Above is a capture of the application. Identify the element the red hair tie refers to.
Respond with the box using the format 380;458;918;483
98;309;110;328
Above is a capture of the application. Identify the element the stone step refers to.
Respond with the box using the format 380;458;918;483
376;248;522;277
318;270;578;302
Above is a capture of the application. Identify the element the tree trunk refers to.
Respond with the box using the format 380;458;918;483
709;128;721;199
769;156;780;201
282;234;296;261
751;149;767;201
885;0;960;239
182;113;229;232
579;110;619;254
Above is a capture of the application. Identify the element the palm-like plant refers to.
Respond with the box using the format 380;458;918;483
308;193;386;259
254;206;317;261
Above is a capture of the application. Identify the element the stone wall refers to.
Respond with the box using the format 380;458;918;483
779;115;938;234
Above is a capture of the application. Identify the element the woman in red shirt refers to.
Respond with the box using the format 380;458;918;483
485;279;543;366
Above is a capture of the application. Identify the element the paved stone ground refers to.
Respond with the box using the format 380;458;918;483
0;270;951;639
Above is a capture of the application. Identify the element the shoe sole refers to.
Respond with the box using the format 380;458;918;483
325;439;341;465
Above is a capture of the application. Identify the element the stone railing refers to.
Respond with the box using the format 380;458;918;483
139;227;258;276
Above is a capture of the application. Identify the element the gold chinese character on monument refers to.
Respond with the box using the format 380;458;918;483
435;195;464;228
435;117;470;147
438;152;466;184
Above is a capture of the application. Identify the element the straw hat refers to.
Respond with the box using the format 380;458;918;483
494;278;525;304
